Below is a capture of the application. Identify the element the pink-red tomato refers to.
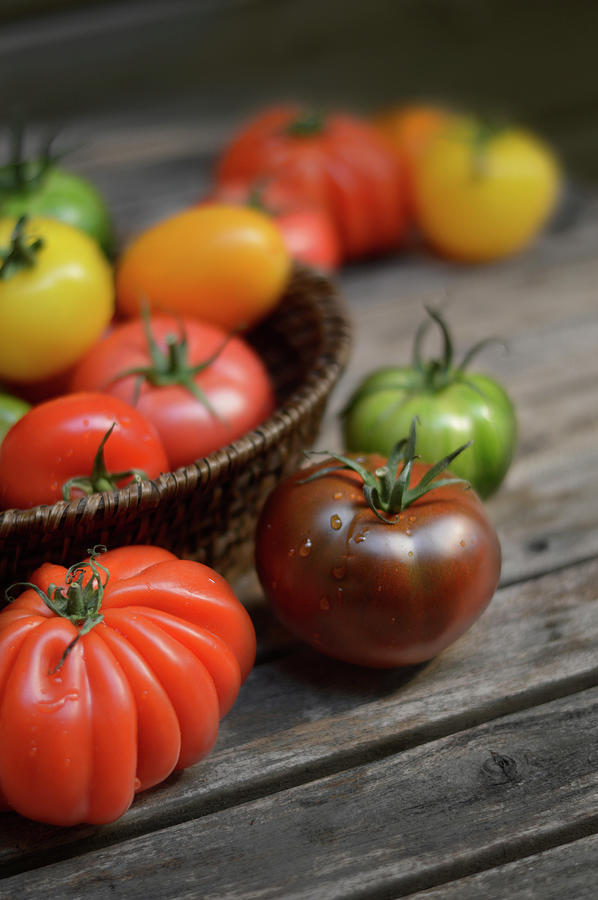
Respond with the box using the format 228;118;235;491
69;314;276;470
0;545;256;825
0;392;168;510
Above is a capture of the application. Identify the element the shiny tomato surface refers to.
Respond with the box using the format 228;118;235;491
0;545;256;825
69;315;276;470
216;105;406;260
256;456;501;668
0;392;168;510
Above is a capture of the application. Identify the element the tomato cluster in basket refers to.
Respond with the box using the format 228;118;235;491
0;99;536;829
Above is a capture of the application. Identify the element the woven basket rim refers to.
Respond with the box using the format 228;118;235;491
0;266;351;540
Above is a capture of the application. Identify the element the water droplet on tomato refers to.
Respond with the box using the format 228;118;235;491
320;596;330;610
332;564;346;580
354;531;367;543
460;539;466;547
330;514;342;531
299;538;312;557
408;551;414;558
333;491;343;500
377;585;383;592
28;746;38;758
288;547;296;557
134;777;141;791
405;529;412;536
336;587;343;604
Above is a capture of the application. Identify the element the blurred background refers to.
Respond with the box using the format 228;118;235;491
1;0;596;183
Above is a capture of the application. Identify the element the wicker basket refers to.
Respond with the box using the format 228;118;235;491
0;266;351;598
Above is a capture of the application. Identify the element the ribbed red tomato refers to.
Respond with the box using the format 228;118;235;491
216;106;406;261
0;545;256;825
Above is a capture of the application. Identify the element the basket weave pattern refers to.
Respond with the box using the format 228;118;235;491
0;267;351;597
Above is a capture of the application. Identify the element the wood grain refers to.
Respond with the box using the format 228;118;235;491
2;687;598;898
2;554;597;877
403;832;598;899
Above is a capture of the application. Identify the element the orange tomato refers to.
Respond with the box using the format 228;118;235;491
116;205;292;330
373;104;453;217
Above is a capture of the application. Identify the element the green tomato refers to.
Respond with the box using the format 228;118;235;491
342;310;517;499
0;389;30;443
0;159;114;256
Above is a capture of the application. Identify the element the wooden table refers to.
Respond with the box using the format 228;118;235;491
1;119;597;899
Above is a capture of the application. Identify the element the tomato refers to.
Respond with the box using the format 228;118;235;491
115;204;292;330
0;216;114;384
373;104;454;219
0;392;169;510
216;105;407;260
204;178;341;272
412;116;561;261
0;389;30;443
342;309;517;499
0;154;114;256
256;420;501;668
0;544;256;825
69;313;276;470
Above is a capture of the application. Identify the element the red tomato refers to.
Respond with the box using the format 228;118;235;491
216;106;407;260
0;545;256;825
203;178;341;272
255;427;501;667
0;392;168;510
69;314;276;470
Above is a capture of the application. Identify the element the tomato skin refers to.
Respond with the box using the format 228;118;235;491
115;205;292;330
343;369;517;499
0;390;30;443
0;216;114;383
0;162;114;255
412;118;561;261
69;315;276;470
0;545;256;825
0;392;169;510
216;105;406;260
373;104;453;220
203;179;342;272
255;458;501;668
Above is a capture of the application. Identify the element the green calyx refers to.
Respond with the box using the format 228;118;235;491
285;109;326;137
302;416;471;522
343;307;504;412
0;215;43;280
61;422;148;500
6;546;109;671
112;305;232;418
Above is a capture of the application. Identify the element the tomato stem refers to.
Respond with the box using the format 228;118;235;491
109;304;235;421
5;546;109;671
302;416;470;519
61;422;149;500
0;215;44;280
285;109;326;137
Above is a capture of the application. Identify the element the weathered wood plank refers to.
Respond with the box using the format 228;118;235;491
403;832;598;899
2;686;598;899
1;555;598;876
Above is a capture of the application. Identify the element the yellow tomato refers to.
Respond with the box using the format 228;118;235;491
116;205;292;330
412;118;561;262
0;216;114;383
